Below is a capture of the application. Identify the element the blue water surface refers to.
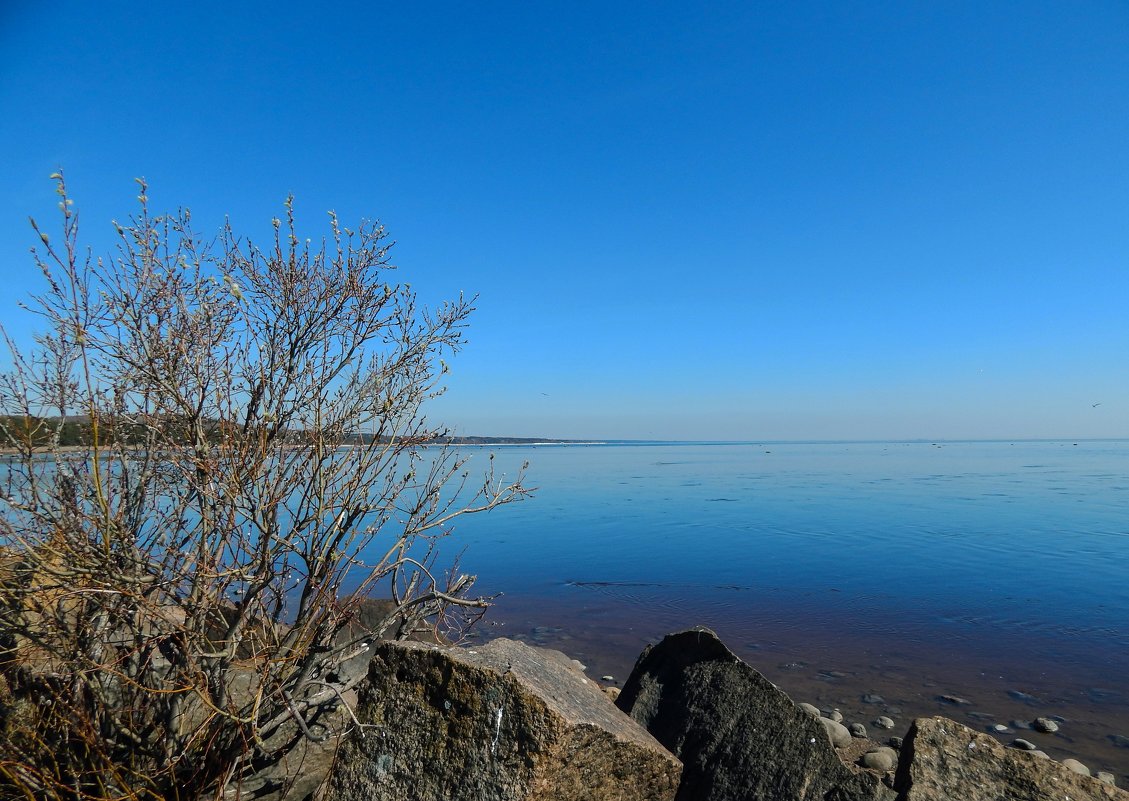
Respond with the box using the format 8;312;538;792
435;440;1129;663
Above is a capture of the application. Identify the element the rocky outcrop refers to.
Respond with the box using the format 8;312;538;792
896;716;1128;801
322;637;681;801
615;628;894;801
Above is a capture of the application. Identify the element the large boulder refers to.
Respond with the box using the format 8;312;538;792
896;716;1128;801
615;628;894;801
322;637;682;801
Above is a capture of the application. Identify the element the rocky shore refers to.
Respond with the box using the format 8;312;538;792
254;627;1128;801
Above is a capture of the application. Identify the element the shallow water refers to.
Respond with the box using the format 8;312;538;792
434;440;1129;777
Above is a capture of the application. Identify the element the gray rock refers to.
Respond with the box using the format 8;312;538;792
1097;772;1117;786
324;638;681;801
887;737;903;749
897;717;1129;801
1010;738;1038;751
1109;733;1129;748
989;724;1010;733
862;693;886;705
828;708;845;723
849;722;868;738
874;716;895;730
616;628;894;801
822;717;854;748
1033;717;1059;733
1062;759;1091;776
860;747;898;772
1008;690;1039;704
798;702;821;717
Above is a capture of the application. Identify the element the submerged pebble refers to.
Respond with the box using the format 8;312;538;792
1032;717;1059;733
1009;738;1037;751
990;724;1010;734
861;693;885;705
937;694;971;706
873;716;894;730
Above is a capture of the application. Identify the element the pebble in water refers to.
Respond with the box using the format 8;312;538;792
848;722;868;738
861;693;885;705
1032;717;1059;733
1108;734;1129;748
799;702;821;718
1096;771;1117;787
1010;719;1033;730
1087;688;1122;703
873;716;894;730
887;736;903;749
827;709;844;723
1008;690;1039;704
600;675;615;682
1009;738;1037;751
990;724;1010;734
937;694;971;706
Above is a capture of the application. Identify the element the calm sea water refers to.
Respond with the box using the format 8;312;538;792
439;440;1129;774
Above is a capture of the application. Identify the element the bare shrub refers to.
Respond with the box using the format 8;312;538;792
0;174;527;800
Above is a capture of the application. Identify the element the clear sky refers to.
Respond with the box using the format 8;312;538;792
2;2;1128;441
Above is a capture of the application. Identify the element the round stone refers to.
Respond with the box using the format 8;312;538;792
861;693;885;705
829;709;844;723
799;702;821;718
1010;738;1037;751
937;694;971;706
873;716;895;730
1032;717;1059;733
1061;759;1090;776
887;736;903;749
1030;750;1050;759
848;722;868;738
820;717;853;748
990;724;1010;733
600;675;615;682
1096;771;1117;787
860;747;898;772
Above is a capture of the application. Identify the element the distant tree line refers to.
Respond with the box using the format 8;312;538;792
0;415;563;449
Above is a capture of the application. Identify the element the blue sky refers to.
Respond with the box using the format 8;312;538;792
2;2;1128;440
